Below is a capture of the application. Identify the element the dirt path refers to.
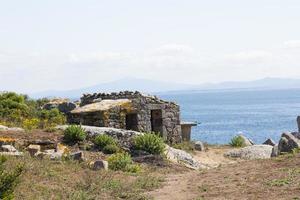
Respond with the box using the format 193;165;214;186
147;148;300;200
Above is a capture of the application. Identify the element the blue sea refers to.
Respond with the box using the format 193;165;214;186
159;88;300;144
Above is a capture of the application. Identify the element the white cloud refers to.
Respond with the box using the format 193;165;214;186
224;50;273;64
284;40;300;48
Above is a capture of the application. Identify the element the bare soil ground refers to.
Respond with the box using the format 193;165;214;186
1;130;300;200
147;152;300;200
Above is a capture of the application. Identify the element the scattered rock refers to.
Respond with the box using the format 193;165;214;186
194;141;205;151
165;145;209;170
89;160;108;170
27;144;41;157
70;151;84;161
262;138;276;146
278;132;300;154
0;126;24;132
0;125;8;130
0;152;23;156
133;155;166;166
225;145;273;160
1;145;17;152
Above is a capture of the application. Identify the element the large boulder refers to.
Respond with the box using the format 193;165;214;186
56;125;143;150
165;145;209;170
225;145;273;160
278;132;300;154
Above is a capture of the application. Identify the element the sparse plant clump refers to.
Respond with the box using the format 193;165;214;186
229;135;246;147
0;156;24;199
93;134;117;150
173;141;195;153
102;144;120;154
63;125;87;144
133;133;165;155
108;152;140;173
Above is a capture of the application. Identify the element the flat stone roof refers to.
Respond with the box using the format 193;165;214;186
180;121;197;126
71;99;131;114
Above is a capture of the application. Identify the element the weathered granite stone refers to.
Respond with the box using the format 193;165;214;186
278;132;300;154
1;145;17;152
194;141;205;151
165;145;209;170
262;138;276;146
27;144;41;157
271;145;279;157
89;160;108;170
0;152;23;156
225;145;273;160
70;151;84;161
291;132;300;140
0;125;8;130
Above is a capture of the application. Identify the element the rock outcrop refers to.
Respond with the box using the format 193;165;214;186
262;138;276;146
0;125;24;132
225;145;273;160
278;132;300;154
165;145;209;170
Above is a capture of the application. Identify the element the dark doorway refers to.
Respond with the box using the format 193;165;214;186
151;109;163;135
126;113;138;131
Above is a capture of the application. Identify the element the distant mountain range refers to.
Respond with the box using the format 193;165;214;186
30;77;300;99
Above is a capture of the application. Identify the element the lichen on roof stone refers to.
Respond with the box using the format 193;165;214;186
71;99;132;113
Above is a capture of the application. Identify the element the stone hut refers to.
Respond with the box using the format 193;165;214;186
68;91;183;143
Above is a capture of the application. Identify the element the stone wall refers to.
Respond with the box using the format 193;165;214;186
70;91;182;144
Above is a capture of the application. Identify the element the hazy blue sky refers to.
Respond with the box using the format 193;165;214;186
1;0;300;93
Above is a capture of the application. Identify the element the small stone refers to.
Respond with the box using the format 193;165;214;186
1;145;17;152
70;151;84;161
194;141;205;151
89;160;108;170
27;144;41;157
262;138;276;146
50;152;63;160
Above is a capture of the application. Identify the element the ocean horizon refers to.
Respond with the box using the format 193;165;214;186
159;88;300;144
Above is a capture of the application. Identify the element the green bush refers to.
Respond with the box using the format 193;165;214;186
108;152;133;171
0;156;24;200
103;144;119;154
22;118;40;131
133;133;165;155
229;135;245;147
63;125;87;144
94;134;116;150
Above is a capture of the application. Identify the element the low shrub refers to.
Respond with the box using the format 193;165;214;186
22;118;40;131
94;134;116;150
0;156;24;199
173;141;195;153
229;135;245;147
108;152;138;172
103;144;119;154
133;133;165;155
63;125;87;144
